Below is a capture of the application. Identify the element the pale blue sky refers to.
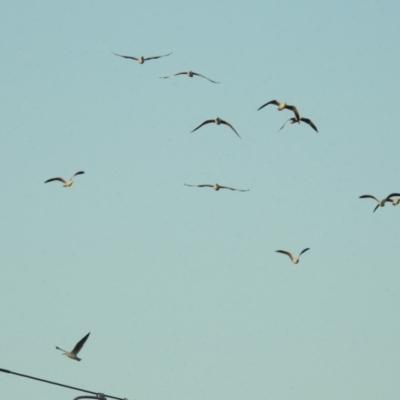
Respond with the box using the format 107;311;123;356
1;1;400;399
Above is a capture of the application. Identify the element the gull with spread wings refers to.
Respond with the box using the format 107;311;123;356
276;248;310;264
279;116;318;133
257;99;300;120
56;332;90;361
160;70;219;83
44;171;84;187
184;183;249;192
113;52;172;64
190;117;241;139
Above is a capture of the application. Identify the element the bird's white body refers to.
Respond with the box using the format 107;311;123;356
387;198;400;206
58;350;82;361
62;180;74;187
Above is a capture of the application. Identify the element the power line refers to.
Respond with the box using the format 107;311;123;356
0;367;128;400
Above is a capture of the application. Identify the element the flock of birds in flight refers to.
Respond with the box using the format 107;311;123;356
43;50;400;361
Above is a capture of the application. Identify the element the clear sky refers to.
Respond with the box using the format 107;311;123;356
1;1;400;399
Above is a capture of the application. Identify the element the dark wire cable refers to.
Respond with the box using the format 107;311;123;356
0;368;128;400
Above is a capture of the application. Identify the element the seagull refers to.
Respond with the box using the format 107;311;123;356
279;116;318;133
112;52;172;64
56;332;90;361
359;193;400;212
257;100;300;120
184;183;249;192
276;248;310;264
190;117;241;139
387;197;400;206
44;171;85;187
160;71;219;83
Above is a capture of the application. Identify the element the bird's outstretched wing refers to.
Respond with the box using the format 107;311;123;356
218;185;249;192
184;184;213;188
44;177;66;184
385;193;400;201
359;194;380;202
301;117;318;133
276;250;294;262
144;52;172;61
160;72;186;79
219;120;241;139
278;117;296;132
190;120;214;133
359;194;382;212
299;248;310;257
284;105;300;120
112;52;138;61
257;100;279;111
191;72;219;83
71;332;90;355
72;171;85;178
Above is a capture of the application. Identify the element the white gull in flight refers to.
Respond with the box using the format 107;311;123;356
276;248;310;264
113;52;172;64
44;171;84;187
184;183;249;192
56;332;90;361
190;117;241;139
